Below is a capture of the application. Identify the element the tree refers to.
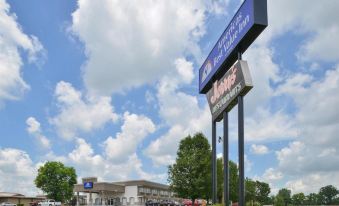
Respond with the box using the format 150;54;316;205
245;178;256;204
35;161;77;202
168;133;211;205
291;193;305;205
215;158;239;204
229;160;239;202
277;188;291;206
245;179;270;206
305;193;319;205
274;195;285;206
217;158;223;203
255;181;271;205
318;185;338;205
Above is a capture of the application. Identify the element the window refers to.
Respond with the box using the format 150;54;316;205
139;187;144;193
152;189;158;195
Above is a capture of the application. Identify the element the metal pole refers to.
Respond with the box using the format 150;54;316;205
223;112;229;206
238;96;245;206
212;120;217;204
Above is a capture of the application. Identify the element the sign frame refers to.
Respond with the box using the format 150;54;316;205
206;60;252;122
199;0;267;94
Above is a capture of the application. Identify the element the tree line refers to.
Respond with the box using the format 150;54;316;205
274;186;339;206
168;133;339;206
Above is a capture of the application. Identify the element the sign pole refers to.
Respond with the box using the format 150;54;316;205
237;50;245;206
212;120;217;204
199;1;267;206
238;95;245;206
223;111;229;206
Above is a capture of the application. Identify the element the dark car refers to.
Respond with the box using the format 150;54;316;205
160;200;175;206
29;202;39;206
146;200;159;206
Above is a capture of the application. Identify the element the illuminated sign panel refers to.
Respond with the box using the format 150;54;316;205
199;0;267;94
206;60;252;121
84;182;93;189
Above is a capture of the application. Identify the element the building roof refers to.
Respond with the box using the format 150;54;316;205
0;192;45;199
113;180;169;190
0;192;25;197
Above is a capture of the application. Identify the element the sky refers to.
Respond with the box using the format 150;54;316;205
0;0;339;196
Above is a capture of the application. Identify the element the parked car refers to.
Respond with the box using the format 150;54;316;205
182;199;199;206
159;200;175;206
146;200;159;206
173;201;181;206
1;203;16;206
38;200;61;206
29;201;40;206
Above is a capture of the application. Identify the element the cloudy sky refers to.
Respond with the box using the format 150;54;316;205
1;0;339;196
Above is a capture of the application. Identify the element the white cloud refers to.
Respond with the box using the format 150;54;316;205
236;0;339;194
217;153;223;159
144;58;210;166
258;0;339;62
0;148;41;195
262;168;283;182
298;26;339;62
103;112;155;163
26;117;51;149
285;172;339;194
70;0;229;94
250;144;269;155
0;140;166;196
50;81;118;140
245;108;298;142
265;65;339;193
66;138;165;183
243;46;280;114
0;0;44;105
26;116;41;134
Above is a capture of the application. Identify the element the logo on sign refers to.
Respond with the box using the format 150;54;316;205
84;182;93;189
210;66;238;104
205;60;253;121
201;60;212;83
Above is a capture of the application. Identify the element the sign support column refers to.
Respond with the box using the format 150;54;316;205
237;51;245;206
223;111;229;206
212;120;217;204
238;100;245;206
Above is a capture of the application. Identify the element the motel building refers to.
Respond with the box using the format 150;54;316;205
73;177;180;206
0;192;45;206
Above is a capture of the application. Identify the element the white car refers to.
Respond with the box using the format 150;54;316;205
1;203;17;206
37;200;61;206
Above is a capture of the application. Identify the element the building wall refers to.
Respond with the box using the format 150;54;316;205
0;197;43;206
124;186;138;204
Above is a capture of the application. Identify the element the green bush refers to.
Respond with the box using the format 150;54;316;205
245;201;261;206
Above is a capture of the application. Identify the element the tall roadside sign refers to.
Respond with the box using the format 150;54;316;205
198;0;268;206
199;0;267;94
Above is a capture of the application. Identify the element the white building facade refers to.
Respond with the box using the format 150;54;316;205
74;177;180;206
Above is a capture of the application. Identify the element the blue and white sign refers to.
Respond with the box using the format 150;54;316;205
84;182;93;189
199;0;267;93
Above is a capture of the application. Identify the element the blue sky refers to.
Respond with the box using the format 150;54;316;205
1;0;339;196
